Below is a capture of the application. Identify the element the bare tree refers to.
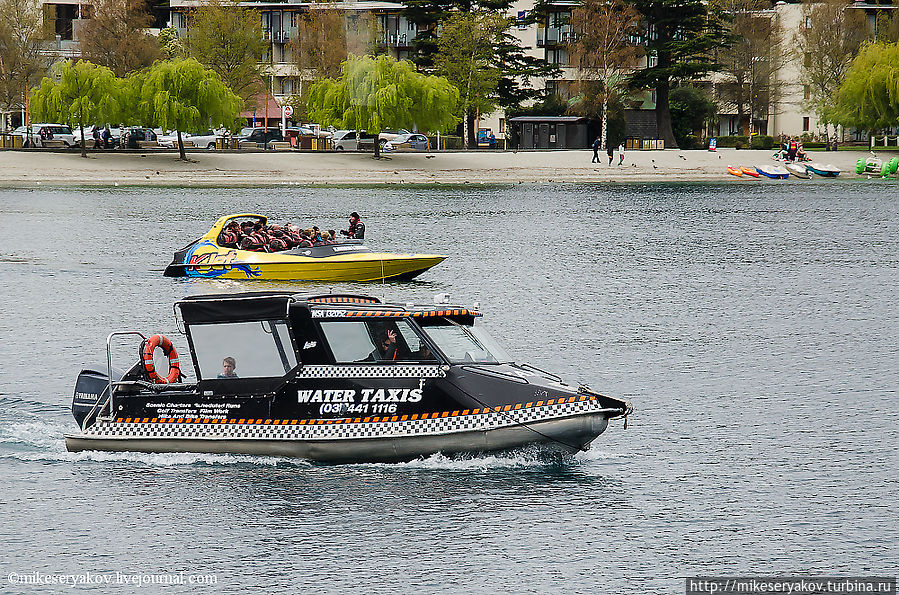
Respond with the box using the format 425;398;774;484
568;0;642;152
715;0;787;144
78;0;160;77
795;0;865;144
0;0;49;131
286;9;374;119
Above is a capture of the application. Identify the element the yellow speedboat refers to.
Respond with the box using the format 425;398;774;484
163;214;446;281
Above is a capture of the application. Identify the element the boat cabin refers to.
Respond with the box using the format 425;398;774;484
176;292;509;394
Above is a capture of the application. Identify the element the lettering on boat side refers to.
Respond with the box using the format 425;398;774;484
144;402;242;419
297;388;423;403
311;310;348;318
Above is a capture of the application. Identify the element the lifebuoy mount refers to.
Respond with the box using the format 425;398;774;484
142;334;181;384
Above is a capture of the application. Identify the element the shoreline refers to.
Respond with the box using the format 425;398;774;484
0;148;890;187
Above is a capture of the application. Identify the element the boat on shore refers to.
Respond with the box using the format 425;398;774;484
756;164;790;179
805;163;840;177
741;166;760;178
785;163;810;179
164;214;445;282
65;292;632;463
727;165;743;177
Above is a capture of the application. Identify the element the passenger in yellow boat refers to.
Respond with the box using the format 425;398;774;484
340;212;365;239
219;222;241;248
217;357;238;378
328;229;337;243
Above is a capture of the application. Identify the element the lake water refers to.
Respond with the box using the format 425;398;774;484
0;182;896;593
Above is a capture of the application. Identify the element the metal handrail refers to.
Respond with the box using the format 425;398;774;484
105;331;147;420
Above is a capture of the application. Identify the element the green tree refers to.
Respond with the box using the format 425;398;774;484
78;0;160;77
669;86;716;149
404;0;558;113
568;0;642;152
307;54;458;158
158;26;186;60
795;0;865;145
30;59;121;157
185;0;267;104
628;0;728;148
135;58;243;160
0;0;50;132
433;11;505;148
831;42;899;132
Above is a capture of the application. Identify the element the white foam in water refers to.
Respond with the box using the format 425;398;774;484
0;419;300;468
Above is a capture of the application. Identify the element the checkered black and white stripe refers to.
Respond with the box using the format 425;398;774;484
81;399;607;441
296;365;445;379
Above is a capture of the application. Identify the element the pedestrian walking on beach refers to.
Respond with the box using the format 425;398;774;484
618;143;625;166
607;145;614;165
591;137;600;163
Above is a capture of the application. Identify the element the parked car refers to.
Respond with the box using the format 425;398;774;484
156;130;222;150
235;127;283;148
15;124;76;148
121;127;157;149
188;130;223;150
332;130;375;151
384;133;430;152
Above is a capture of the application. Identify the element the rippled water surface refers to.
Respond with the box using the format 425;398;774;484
0;182;896;593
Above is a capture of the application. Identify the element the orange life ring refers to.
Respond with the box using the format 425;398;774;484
142;334;180;384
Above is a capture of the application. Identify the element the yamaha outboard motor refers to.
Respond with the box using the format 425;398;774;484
72;366;124;429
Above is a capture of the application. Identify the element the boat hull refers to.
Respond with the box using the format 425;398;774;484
166;239;446;281
65;413;610;463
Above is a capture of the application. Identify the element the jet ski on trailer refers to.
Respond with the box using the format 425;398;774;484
163;214;446;281
65;292;632;463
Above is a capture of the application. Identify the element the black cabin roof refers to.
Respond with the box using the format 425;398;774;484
176;292;480;324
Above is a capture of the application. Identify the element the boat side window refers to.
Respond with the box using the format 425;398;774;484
188;320;298;379
318;319;436;363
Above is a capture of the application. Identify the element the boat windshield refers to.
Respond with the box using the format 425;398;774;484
188;320;297;379
419;320;513;364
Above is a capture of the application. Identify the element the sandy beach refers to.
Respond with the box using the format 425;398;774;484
0;147;884;186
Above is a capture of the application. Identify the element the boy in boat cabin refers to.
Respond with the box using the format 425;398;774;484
218;357;238;378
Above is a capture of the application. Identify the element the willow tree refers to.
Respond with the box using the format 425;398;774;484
569;0;642;152
831;42;899;133
433;11;506;148
136;58;243;160
30;60;120;158
307;54;458;158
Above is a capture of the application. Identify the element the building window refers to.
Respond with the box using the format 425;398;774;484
803;85;810;101
499;118;505;133
803;117;810;132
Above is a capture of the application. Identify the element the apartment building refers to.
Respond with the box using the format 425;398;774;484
31;0;890;142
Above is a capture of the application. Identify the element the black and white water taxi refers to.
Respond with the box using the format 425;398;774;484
65;292;631;463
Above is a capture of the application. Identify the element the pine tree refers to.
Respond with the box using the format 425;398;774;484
628;0;728;148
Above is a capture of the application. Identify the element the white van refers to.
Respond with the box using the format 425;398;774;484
15;124;77;148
